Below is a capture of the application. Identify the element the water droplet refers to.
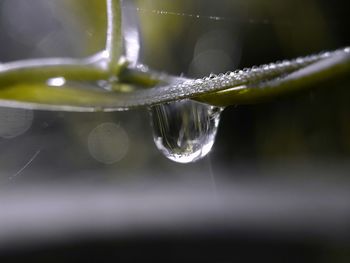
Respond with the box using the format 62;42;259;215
321;52;330;58
149;100;223;163
295;57;304;65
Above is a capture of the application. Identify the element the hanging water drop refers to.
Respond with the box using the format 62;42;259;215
149;100;223;163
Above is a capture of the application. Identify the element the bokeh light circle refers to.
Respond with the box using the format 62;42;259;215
88;122;129;164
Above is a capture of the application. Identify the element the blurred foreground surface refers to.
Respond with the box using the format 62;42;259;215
1;180;350;262
0;0;350;261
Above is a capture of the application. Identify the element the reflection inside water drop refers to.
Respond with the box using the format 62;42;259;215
149;100;223;163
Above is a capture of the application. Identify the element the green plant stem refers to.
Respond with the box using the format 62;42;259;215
0;55;110;86
114;48;349;105
110;50;350;108
118;49;344;90
1;49;348;112
0;0;348;111
119;66;188;87
197;51;350;106
0;0;125;87
105;0;124;75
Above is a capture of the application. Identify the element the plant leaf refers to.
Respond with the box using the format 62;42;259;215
0;48;348;111
197;50;350;106
0;84;132;112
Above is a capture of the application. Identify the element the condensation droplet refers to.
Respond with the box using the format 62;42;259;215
149;100;223;163
88;122;129;164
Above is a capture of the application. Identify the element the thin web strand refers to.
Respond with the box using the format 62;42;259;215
128;7;275;25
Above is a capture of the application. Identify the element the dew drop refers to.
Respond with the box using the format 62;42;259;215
209;73;217;79
149;100;223;163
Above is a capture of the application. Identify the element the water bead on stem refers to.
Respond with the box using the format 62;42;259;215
149;100;223;163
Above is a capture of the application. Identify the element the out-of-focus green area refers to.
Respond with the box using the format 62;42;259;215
60;0;107;56
0;0;107;60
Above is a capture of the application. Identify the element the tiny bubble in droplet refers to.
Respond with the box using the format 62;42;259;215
209;73;217;79
321;52;330;58
296;57;304;64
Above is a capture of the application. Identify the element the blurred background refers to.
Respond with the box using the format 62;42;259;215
0;0;350;261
